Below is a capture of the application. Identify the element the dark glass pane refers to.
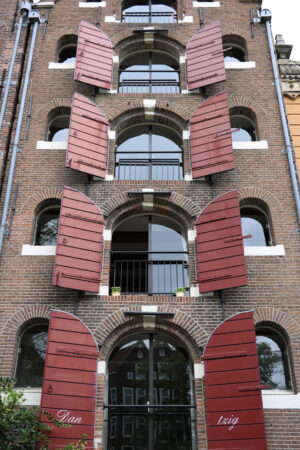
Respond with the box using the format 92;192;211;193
224;47;246;63
48;115;70;142
242;217;266;246
15;324;48;387
154;414;192;450
58;45;77;63
231;116;256;142
35;207;60;245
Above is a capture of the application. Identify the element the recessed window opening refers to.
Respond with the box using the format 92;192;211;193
223;35;247;63
56;35;77;64
15;323;48;388
230;110;258;142
122;0;177;23
35;205;60;246
119;51;180;93
107;333;196;449
115;124;183;180
110;215;188;294
47;111;70;142
241;205;271;246
256;327;292;390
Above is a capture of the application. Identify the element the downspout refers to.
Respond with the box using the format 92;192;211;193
0;7;41;254
263;11;300;225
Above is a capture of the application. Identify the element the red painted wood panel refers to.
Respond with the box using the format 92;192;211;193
203;312;268;449
190;92;234;178
52;186;104;293
66;93;108;178
186;21;226;90
40;311;99;449
75;20;113;89
196;191;247;293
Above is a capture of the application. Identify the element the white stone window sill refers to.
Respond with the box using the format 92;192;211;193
233;140;268;150
178;16;193;23
105;16;121;22
79;1;106;7
262;391;300;409
225;61;256;69
193;1;220;7
48;61;75;69
34;1;54;8
244;245;285;256
15;388;42;406
36;140;67;150
22;245;56;256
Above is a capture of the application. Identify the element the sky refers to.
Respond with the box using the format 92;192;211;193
262;0;300;60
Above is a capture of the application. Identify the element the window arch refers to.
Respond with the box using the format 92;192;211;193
223;34;247;63
15;321;48;388
256;325;292;390
119;50;180;93
107;332;196;449
230;106;258;142
47;106;71;142
115;124;183;180
56;34;77;63
122;0;177;23
240;199;272;246
110;215;188;294
34;199;61;246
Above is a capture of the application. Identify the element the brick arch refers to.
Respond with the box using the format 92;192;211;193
222;26;250;41
254;307;300;338
228;96;268;122
18;187;62;216
93;306;208;362
33;97;73;122
44;27;79;61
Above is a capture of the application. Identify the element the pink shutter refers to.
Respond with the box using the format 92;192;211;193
203;311;268;449
66;93;108;178
190;92;234;178
196;190;247;293
186;21;226;90
75;20;113;89
40;310;99;449
52;186;104;293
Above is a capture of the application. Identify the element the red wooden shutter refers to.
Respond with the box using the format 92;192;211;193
52;186;104;293
66;93;108;178
186;21;226;90
196;190;247;293
40;310;99;449
190;92;234;178
75;20;113;89
203;311;268;449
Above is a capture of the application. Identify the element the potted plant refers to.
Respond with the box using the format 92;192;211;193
111;286;121;297
175;287;186;297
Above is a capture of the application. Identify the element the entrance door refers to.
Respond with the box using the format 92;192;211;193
106;333;196;450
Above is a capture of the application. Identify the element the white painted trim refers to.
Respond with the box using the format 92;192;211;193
262;391;300;409
98;361;106;375
105;174;114;181
194;363;204;379
233;140;268;150
48;61;75;69
180;55;186;64
99;285;109;296
15;388;42;406
178;16;193;23
190;285;199;297
22;245;56;256
244;245;285;256
142;305;158;313
36;140;67;150
112;55;119;63
142;188;155;193
34;1;54;8
183;130;190;140
193;1;220;7
79;1;106;7
225;61;256;69
108;130;116;140
103;228;112;241
181;89;189;94
105;16;120;23
188;228;196;241
143;99;156;109
184;173;192;181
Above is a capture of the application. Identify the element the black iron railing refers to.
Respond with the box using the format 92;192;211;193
122;11;177;23
119;70;180;93
115;158;183;180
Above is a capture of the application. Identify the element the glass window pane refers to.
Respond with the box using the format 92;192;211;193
242;217;267;246
35;207;60;246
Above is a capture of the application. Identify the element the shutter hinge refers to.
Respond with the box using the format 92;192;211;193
10;148;21;152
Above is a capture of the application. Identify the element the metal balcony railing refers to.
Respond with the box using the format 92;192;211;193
115;158;183;180
119;70;180;93
122;11;177;23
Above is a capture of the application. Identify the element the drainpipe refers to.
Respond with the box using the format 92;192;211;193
0;9;29;132
0;7;41;254
262;10;300;225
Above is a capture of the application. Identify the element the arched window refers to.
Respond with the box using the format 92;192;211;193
122;0;177;23
15;323;48;388
115;124;183;180
47;107;71;142
119;51;180;93
240;202;272;246
34;201;60;245
57;35;77;63
223;35;247;63
230;107;258;142
256;326;292;390
110;215;188;294
107;333;196;449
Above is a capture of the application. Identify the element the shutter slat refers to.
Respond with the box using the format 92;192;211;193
52;187;104;293
40;311;99;447
66;93;108;178
196;191;247;293
186;21;226;90
190;93;234;178
203;312;268;449
75;20;113;89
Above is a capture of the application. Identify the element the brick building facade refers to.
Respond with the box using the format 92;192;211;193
0;0;300;449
